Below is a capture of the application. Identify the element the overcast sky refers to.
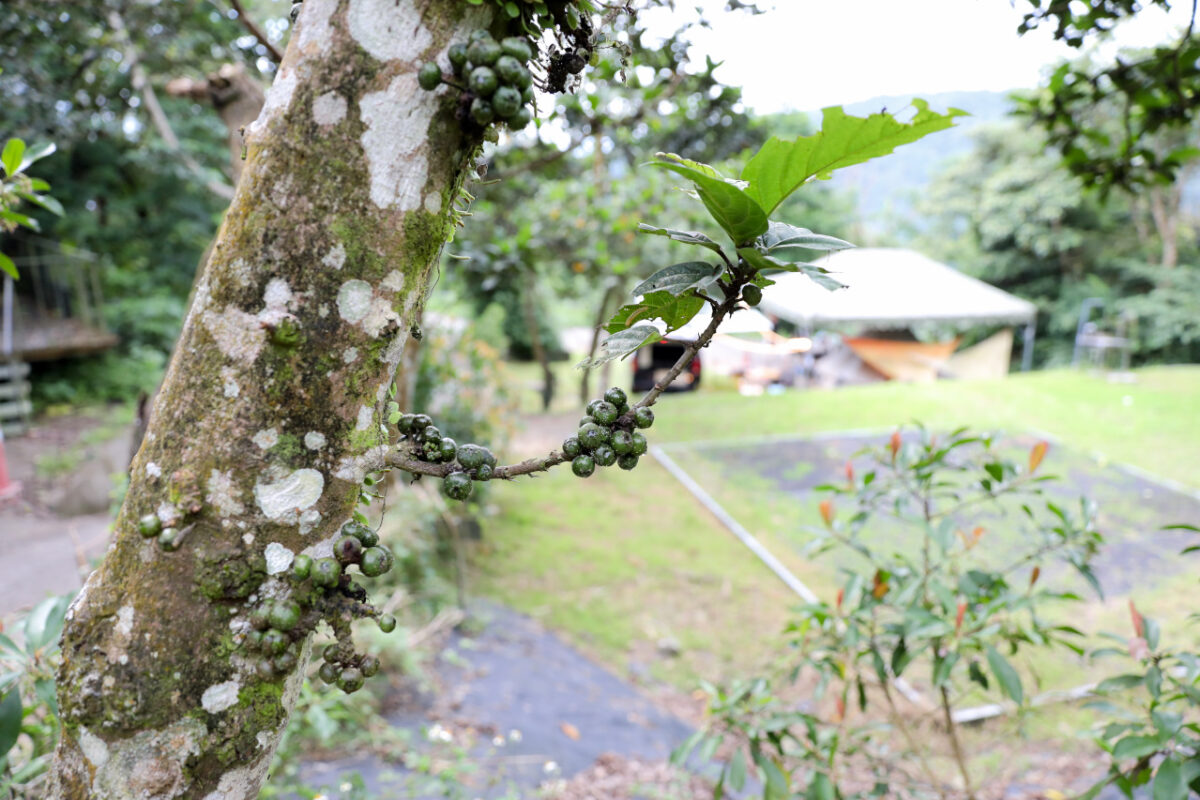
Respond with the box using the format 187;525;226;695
638;0;1194;113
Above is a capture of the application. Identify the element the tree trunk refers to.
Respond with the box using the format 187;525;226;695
521;273;555;412
1147;182;1182;269
50;1;488;796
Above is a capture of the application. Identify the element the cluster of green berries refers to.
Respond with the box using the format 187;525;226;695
396;413;499;502
418;31;535;130
137;513;183;551
563;387;653;478
243;520;397;692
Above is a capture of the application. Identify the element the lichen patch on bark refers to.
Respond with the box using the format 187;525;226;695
253;469;325;523
359;75;437;210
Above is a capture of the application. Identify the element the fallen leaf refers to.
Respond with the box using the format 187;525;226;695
560;722;581;741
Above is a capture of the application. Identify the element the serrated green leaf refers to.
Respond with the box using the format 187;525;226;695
652;156;768;246
605;291;704;335
0;689;21;758
986;646;1023;705
740;101;967;214
0;254;16;280
636;224;727;257
761;221;855;253
631;262;723;297
1;139;24;177
579;324;660;370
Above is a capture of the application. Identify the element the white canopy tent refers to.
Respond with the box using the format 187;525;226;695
757;248;1039;370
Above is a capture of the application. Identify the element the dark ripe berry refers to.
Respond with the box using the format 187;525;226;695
611;430;634;455
158;528;180;551
618;453;640;471
323;643;341;662
466;37;502;66
562;436;582;458
250;605;272;631
578;422;604;451
360;655;381;677
273;651;297;673
360;546;390;577
469;66;499;97
378;614;397;633
593;444;617;467
439;437;458;462
492;85;522;118
338;667;365;694
417;62;442;91
742;284;763;306
318;661;339;684
397;413;416;433
334;535;364;565
604;387;627;408
634;407;655;429
263;630;290;656
475;463;493;481
507;107;533;130
631;432;649;456
457;443;489;470
495;55;525;85
500;36;533;62
443;471;473;502
470;98;495;125
592;401;619;425
572;455;596;478
448;42;469;69
412;414;433;431
256;659;278;680
586;399;604;418
312;557;342;588
291;554;313;580
269;599;302;631
422;425;442;442
138;514;161;537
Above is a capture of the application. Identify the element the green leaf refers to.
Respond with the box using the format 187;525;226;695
933;651;960;687
1153;757;1187;800
0;254;16;280
737;248;847;290
1095;674;1146;693
14;191;64;217
652;155;768;245
605;291;704;335
1111;734;1162;762
728;749;747;791
0;209;38;232
806;772;835;800
631;262;723;297
753;751;789;800
760;221;855;253
578;324;660;370
23;595;69;655
741;101;968;214
17;142;55;172
636;224;728;257
1;139;25;177
0;689;20;758
986;646;1023;705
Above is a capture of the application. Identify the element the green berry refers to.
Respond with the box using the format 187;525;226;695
475;463;493;481
604;387;627;407
520;85;534;104
508;107;533;130
470;98;495;125
611;430;634;455
500;36;533;62
158;527;180;551
378;614;397;633
269;599;302;631
360;655;381;678
333;535;363;565
469;66;499;97
323;643;341;662
572;455;596;478
318;661;339;684
467;37;502;66
743;284;763;306
634;407;655;429
495;55;525;85
273;651;297;673
592;401;619;425
244;630;265;652
443;471;473;502
457;443;491;470
492;85;522;118
138;514;161;537
418;62;442;91
343;521;378;547
468;29;491;43
618;454;639;471
562;436;582;458
578;422;605;451
262;630;290;656
249;605;272;631
422;425;441;442
412;414;433;431
631;432;648;456
398;413;417;433
439;437;458;462
360;547;390;577
291;554;312;580
338;667;365;693
312;557;342;588
593;444;617;467
448;43;469;70
586;399;604;418
256;659;278;680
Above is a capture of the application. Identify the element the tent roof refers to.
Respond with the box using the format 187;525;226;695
758;248;1037;330
663;304;774;342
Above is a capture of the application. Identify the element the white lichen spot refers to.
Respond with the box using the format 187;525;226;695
78;726;109;767
92;717;206;799
201;680;241;715
296;0;335;51
145;461;161;479
206;469;245;517
322;242;347;271
424;191;443;214
333;445;389;484
299;508;322;536
318;303;330;318
381;269;406;293
337;279;373;324
312;91;347;126
264;543;295;575
254;468;324;523
242;532;255;545
221;366;240;399
355;405;374;431
361;296;399;337
347;0;432;61
252;428;279;450
248;65;299;137
257;278;294;328
115;605;135;638
227;257;255;288
359;74;437;210
342;346;359;364
201;305;266;363
156;500;180;526
256;731;273;749
304;431;327;450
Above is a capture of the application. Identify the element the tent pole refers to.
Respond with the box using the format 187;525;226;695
1021;320;1036;372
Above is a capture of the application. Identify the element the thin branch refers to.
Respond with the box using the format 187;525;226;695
229;0;284;64
940;685;977;800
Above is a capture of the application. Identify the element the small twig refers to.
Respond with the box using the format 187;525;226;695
940;685;977;800
229;0;284;64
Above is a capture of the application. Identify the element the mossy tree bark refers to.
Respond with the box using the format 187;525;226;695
49;1;489;796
